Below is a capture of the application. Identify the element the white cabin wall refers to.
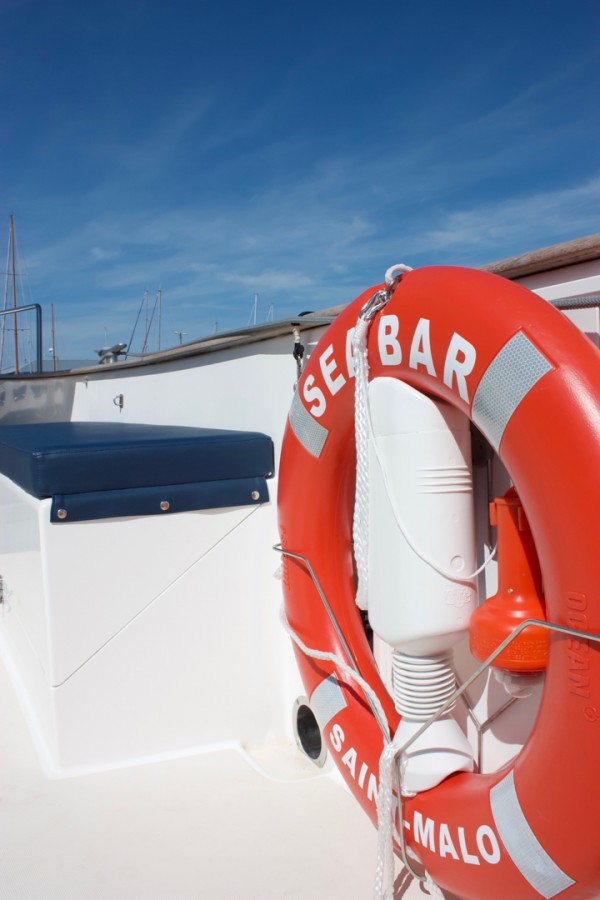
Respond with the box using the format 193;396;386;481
517;259;600;342
517;258;600;298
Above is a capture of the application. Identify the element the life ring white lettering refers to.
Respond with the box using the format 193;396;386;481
303;315;477;417
329;723;379;803
412;811;501;866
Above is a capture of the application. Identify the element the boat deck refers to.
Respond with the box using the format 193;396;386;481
0;653;441;900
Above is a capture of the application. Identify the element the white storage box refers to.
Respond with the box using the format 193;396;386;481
0;422;283;775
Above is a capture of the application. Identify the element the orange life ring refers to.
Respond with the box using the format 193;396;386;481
278;266;600;899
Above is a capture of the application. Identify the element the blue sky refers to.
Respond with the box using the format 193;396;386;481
1;0;599;361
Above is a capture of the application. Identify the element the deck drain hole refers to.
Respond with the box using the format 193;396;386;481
293;697;327;767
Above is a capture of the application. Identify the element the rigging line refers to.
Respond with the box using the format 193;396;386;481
127;291;147;356
11;225;37;371
10;216;19;373
0;230;10;371
142;291;159;354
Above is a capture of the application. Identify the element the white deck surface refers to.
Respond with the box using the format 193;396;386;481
0;655;443;900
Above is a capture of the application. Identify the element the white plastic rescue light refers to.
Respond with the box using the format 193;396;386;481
367;377;477;792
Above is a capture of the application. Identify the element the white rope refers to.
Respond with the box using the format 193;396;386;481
423;873;446;899
353;263;413;611
385;264;413;286
279;607;390;739
375;747;447;899
374;742;398;899
352;316;371;610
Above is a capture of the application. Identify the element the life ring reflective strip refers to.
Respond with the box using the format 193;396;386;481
277;266;600;900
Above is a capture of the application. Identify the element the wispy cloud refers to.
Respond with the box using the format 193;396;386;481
90;96;214;179
220;269;315;291
420;178;600;256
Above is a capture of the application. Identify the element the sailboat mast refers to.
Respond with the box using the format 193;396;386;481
0;226;9;371
51;304;57;372
10;215;19;373
157;289;162;351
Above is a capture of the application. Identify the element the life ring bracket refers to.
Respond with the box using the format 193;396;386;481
274;542;391;742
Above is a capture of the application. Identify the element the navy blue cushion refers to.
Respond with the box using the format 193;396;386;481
0;422;274;515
